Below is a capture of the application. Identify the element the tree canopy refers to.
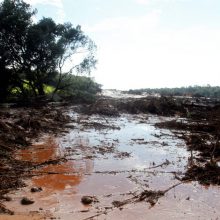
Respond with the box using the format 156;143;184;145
0;0;97;102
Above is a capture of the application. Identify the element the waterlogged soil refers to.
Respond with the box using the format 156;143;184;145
2;112;220;219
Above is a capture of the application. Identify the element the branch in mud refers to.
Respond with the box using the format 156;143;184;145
13;171;83;178
94;166;177;175
83;182;182;220
112;182;182;208
1;158;68;174
32;157;67;169
147;159;170;169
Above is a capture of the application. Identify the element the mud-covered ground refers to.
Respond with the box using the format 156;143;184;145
0;104;72;216
0;95;220;219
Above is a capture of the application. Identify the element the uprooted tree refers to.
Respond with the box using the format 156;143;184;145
0;0;98;102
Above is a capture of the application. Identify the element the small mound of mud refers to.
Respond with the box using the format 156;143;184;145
117;96;182;115
87;96;184;116
88;99;119;116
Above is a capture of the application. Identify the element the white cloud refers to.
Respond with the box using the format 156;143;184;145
86;9;161;33
135;0;150;5
135;0;190;5
25;0;62;8
24;0;65;23
87;12;220;89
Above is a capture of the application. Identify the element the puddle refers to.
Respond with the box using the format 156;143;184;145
16;137;62;163
3;113;220;219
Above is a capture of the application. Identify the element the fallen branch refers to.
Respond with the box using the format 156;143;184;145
112;182;182;208
32;157;67;168
82;182;183;220
147;160;170;169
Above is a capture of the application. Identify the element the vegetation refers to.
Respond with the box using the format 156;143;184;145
54;74;101;103
0;0;99;103
126;85;220;98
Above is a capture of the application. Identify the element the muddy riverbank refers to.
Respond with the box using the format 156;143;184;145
0;95;220;219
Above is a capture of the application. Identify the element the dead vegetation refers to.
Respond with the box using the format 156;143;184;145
155;98;220;185
182;163;220;185
85;96;185;116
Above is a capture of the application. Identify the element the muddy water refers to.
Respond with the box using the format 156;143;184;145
3;113;220;219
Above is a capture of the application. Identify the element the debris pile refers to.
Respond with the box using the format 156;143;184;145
156;99;220;185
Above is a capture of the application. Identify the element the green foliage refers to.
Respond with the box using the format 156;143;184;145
0;0;97;102
44;84;55;94
58;74;101;103
0;0;34;101
127;86;220;98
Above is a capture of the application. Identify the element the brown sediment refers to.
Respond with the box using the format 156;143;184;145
0;203;14;215
1;96;220;219
15;136;85;192
0;105;71;214
15;137;60;163
32;163;82;192
0;213;44;220
85;96;184;116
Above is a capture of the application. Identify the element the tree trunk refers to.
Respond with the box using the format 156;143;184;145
37;84;45;97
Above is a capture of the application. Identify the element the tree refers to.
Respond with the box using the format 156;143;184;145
56;74;101;103
0;0;35;100
0;0;96;101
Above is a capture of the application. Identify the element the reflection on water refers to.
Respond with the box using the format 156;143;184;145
16;137;61;163
33;163;81;191
8;136;94;214
4;114;220;219
16;136;94;193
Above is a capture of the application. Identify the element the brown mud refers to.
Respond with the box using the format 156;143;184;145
0;105;71;215
0;95;220;219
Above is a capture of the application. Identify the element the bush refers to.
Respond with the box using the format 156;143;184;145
57;75;101;103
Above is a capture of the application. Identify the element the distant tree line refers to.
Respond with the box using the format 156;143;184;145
0;0;101;103
126;85;220;98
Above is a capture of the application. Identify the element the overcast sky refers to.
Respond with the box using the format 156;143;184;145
24;0;220;89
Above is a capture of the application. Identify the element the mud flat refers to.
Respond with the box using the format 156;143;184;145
0;95;220;219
